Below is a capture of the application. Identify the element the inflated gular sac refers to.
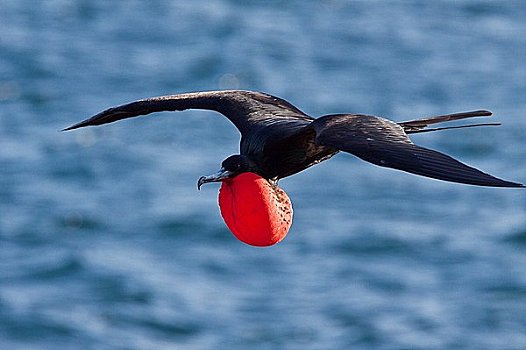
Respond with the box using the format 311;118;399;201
218;172;293;247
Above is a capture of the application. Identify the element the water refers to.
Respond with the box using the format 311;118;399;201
1;1;526;349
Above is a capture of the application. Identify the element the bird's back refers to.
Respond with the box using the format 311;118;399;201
242;120;338;180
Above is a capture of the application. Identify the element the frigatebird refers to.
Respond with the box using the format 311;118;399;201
64;90;524;246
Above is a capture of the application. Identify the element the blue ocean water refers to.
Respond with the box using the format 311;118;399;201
1;1;526;349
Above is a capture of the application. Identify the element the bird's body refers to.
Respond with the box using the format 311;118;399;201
65;90;524;246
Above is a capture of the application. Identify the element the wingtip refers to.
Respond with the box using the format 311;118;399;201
62;119;90;131
498;180;525;188
61;125;75;132
61;125;78;132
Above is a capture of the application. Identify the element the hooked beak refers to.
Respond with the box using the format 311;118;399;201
197;168;234;190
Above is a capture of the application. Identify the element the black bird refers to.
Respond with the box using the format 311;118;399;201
64;90;524;188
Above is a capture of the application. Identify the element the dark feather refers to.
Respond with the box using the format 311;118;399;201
312;114;523;187
63;90;313;136
403;122;501;134
64;90;523;187
399;110;493;133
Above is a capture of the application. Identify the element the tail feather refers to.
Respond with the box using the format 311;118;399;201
399;110;494;134
405;122;501;134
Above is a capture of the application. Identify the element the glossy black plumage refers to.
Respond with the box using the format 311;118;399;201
64;90;523;188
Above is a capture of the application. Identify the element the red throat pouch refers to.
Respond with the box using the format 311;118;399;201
218;172;293;247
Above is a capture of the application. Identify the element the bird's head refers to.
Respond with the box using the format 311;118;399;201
197;154;256;189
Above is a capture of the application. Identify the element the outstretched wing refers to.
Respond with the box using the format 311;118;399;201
311;113;523;188
63;90;314;136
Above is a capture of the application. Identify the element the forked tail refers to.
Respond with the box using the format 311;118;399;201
399;110;501;134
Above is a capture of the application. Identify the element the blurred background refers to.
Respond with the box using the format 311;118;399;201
1;1;526;349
